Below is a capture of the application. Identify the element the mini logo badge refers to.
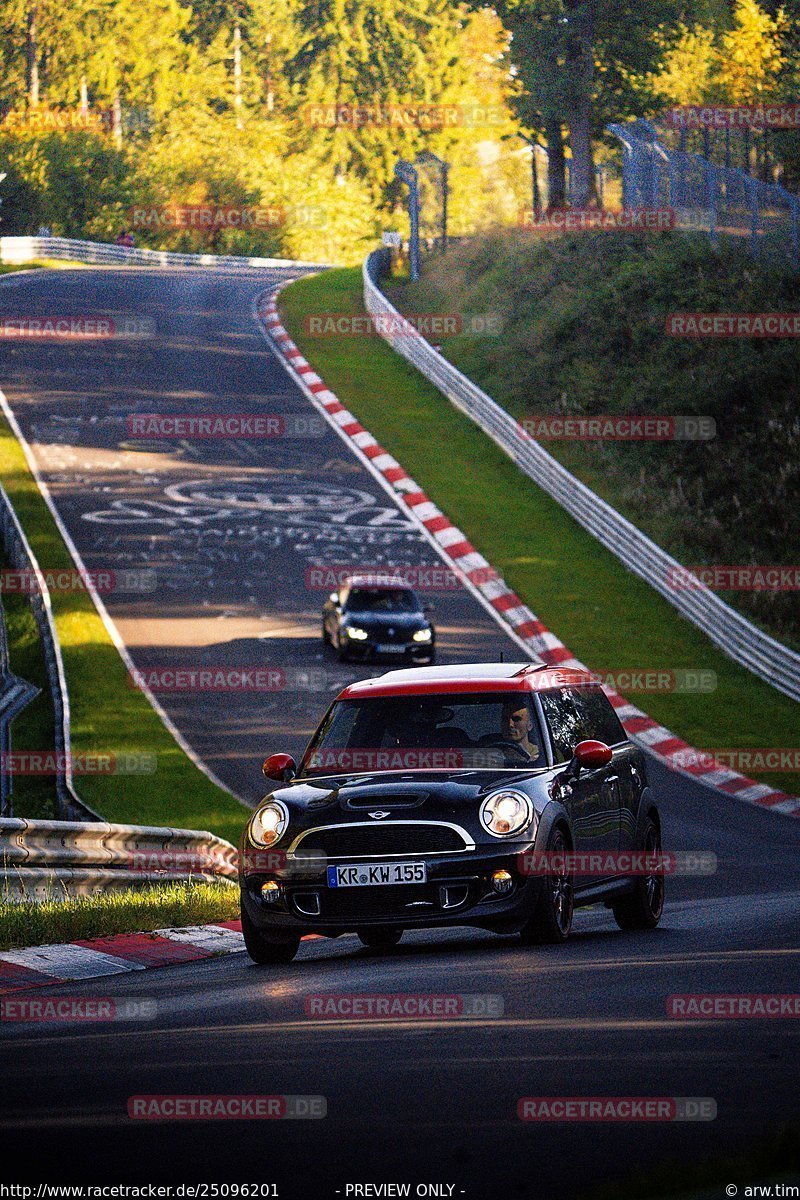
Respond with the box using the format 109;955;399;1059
368;811;390;820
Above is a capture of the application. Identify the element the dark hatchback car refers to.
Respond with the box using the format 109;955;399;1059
322;575;435;664
239;663;665;964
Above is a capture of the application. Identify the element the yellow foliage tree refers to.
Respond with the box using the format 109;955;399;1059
715;0;787;103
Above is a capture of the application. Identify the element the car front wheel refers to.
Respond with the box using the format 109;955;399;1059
241;903;300;964
612;813;665;930
520;825;573;945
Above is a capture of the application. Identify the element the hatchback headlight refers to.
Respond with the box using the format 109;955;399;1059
344;625;369;640
249;799;289;847
412;628;432;643
480;790;534;838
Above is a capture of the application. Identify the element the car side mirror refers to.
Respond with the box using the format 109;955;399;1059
568;739;612;776
329;591;339;604
262;753;297;783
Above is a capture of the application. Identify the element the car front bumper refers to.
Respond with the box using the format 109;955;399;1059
240;843;542;938
340;638;434;663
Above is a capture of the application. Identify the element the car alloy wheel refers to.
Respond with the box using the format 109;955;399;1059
520;826;574;945
612;815;665;931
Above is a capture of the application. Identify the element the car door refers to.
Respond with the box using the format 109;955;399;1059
572;687;643;854
539;687;621;859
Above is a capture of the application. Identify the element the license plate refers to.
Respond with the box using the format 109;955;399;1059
327;861;427;888
377;643;406;653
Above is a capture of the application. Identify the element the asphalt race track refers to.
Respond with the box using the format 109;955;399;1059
0;267;798;1197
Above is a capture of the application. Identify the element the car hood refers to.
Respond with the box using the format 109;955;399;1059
266;770;547;816
341;610;428;629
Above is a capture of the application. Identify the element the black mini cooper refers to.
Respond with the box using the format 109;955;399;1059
239;663;665;964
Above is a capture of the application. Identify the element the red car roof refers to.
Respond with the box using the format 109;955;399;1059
337;662;597;700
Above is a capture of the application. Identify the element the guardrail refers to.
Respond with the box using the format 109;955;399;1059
0;816;238;900
0;235;330;272
363;248;800;703
0;483;99;821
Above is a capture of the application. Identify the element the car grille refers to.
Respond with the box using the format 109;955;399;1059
366;626;408;644
308;880;477;920
292;822;471;859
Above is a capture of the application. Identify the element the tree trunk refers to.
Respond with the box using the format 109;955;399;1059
234;24;243;128
27;3;40;106
563;0;596;207
545;118;566;209
568;106;595;207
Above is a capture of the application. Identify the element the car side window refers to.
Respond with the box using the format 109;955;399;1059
539;690;590;762
573;686;627;747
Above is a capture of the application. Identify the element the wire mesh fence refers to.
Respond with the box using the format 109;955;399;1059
608;118;799;271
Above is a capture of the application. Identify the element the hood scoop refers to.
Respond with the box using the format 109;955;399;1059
342;785;428;811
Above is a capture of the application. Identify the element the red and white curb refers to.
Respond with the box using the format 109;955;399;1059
257;290;799;820
0;921;246;993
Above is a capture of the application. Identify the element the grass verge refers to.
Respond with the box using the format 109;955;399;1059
0;881;238;950
0;410;249;843
0;260;88;274
387;232;800;648
280;267;800;798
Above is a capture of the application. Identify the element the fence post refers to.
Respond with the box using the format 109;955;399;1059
745;175;760;259
394;159;420;281
702;158;718;247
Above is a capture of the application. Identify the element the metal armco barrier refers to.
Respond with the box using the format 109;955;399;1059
363;248;800;702
0;484;98;821
0;235;330;272
0;816;238;900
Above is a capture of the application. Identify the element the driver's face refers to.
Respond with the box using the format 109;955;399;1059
501;703;532;743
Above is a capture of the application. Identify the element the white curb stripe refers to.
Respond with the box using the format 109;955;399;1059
0;944;145;979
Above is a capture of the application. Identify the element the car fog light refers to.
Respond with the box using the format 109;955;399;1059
261;881;282;903
491;869;514;895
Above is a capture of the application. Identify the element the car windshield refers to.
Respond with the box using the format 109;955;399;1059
345;588;420;613
299;692;547;775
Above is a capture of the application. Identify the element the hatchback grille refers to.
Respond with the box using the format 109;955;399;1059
292;822;472;859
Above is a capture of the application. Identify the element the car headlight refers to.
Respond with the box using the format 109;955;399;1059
249;799;289;847
344;625;369;640
479;790;535;838
412;628;432;643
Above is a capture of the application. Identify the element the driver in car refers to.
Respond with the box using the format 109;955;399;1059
498;700;540;761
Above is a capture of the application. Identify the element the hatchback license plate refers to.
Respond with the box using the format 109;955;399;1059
327;861;427;888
